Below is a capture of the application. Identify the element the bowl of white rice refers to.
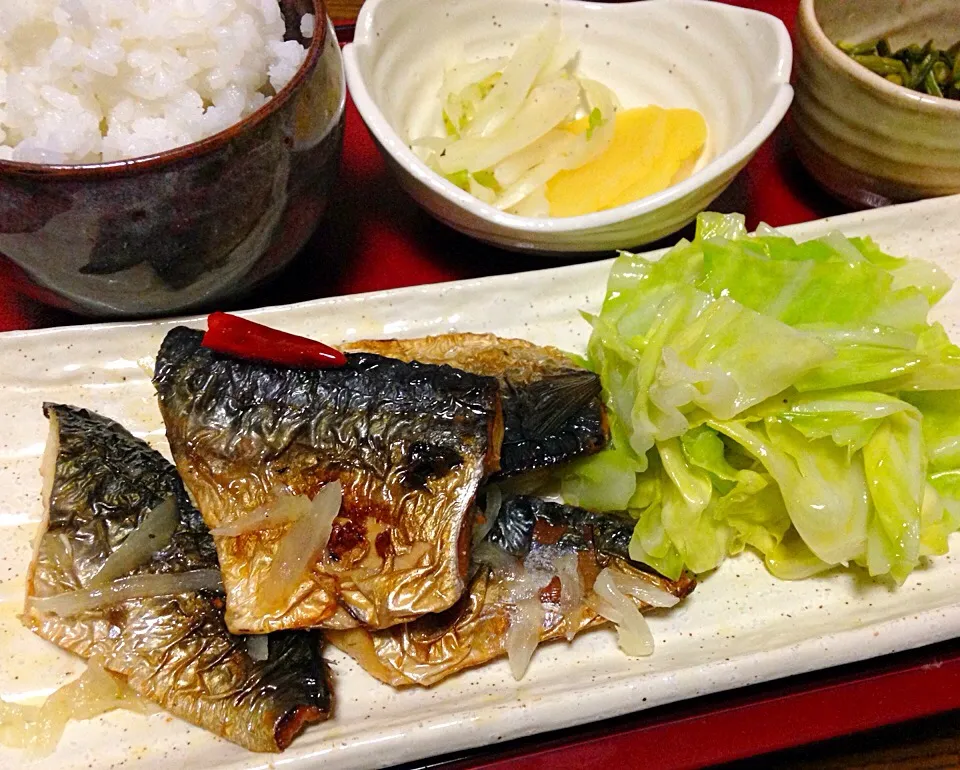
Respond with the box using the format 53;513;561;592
0;0;345;317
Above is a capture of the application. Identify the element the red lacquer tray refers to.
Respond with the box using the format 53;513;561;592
2;2;958;767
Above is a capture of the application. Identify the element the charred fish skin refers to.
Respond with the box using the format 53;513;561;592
153;327;503;634
24;404;331;753
488;496;634;562
32;403;215;587
327;495;695;688
497;370;607;478
344;333;609;478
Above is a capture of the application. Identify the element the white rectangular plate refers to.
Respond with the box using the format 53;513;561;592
3;197;960;770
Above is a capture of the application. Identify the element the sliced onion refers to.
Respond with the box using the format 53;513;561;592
436;76;580;174
29;569;224;617
468;175;497;205
494;79;617;211
88;496;178;587
258;481;342;614
534;35;579;87
210;492;309;537
493;129;576;188
501;546;569;679
610;569;680;609
464;18;561;139
471;540;521;576
441;56;508;103
507;187;550;218
0;659;144;756
495;151;574;211
246;635;270;662
0;699;36;750
410;135;451;153
506;595;545;680
552;551;583;640
418;21;624;216
480;542;591;675
591;567;655;657
472;484;503;547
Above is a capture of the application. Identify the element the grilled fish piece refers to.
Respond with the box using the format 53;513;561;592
22;404;331;753
327;496;695;687
344;333;608;477
153;326;503;634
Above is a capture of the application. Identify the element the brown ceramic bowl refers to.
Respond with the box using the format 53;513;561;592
0;0;345;318
793;0;960;207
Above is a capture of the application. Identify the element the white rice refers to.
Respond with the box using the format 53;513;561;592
0;2;314;164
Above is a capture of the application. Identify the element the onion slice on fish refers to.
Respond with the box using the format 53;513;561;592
502;545;568;680
0;660;147;756
210;492;310;537
506;595;545;680
610;569;680;609
553;551;583;640
471;539;520;575
590;567;656;657
258;481;342;614
29;569;224;617
88;496;178;587
472;484;503;547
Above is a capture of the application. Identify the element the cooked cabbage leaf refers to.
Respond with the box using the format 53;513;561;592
568;212;960;585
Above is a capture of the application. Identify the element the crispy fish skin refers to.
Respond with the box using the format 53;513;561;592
344;333;608;478
23;404;331;753
153;326;503;634
327;496;695;687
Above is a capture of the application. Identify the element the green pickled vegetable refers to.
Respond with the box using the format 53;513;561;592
837;37;960;99
566;212;960;586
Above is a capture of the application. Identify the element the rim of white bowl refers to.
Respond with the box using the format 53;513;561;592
343;0;794;234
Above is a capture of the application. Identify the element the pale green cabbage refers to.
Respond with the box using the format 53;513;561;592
568;212;960;584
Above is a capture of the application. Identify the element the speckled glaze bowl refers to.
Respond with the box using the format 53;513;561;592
793;0;960;207
343;0;793;254
0;0;345;318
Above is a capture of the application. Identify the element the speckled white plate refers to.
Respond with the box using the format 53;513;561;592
3;197;960;770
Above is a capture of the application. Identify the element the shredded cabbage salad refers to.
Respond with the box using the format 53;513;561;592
563;213;960;585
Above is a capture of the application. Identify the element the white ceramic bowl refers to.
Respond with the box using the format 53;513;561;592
343;0;793;254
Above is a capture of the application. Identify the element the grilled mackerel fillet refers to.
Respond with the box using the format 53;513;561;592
23;404;331;752
345;333;608;477
153;326;503;634
328;496;695;687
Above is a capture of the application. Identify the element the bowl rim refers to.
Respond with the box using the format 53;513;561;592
0;0;330;178
797;0;960;117
343;0;794;235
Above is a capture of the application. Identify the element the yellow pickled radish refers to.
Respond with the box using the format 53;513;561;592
546;106;667;217
606;108;708;209
545;106;707;217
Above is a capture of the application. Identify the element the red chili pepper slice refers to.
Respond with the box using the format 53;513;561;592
201;312;347;368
